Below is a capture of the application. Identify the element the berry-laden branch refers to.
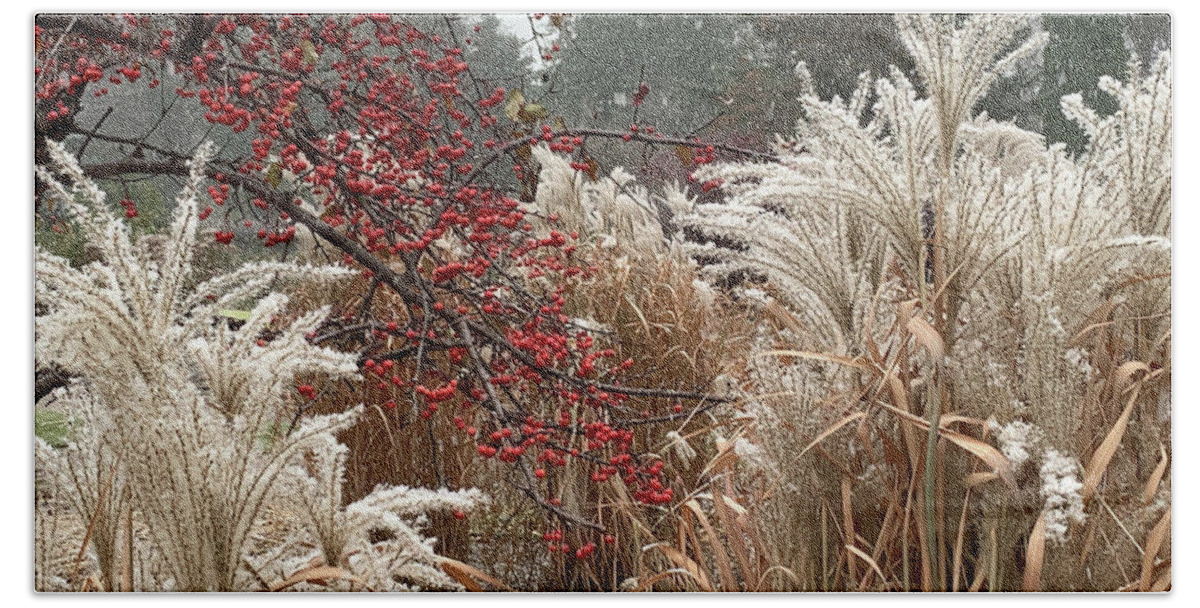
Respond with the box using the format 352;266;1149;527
37;14;737;541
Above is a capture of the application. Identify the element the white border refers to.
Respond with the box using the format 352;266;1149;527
4;2;1192;606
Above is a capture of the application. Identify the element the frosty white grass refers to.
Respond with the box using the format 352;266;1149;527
35;141;484;591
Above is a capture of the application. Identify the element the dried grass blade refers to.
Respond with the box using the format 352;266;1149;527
630;569;698;592
712;486;757;588
756;565;802;592
1083;385;1140;502
1078;518;1098;566
1069;298;1120;348
906;314;944;359
121;504;133;592
71;458;120;589
1142;444;1169;504
846;544;886;589
968;555;988;592
1021;513;1047;592
647;542;714;591
1139;510;1171;591
878;402;1016;489
951;486;972;591
440;557;512;592
684;499;737;591
1112;361;1150;394
965;472;998;487
699;435;740;478
1150;569;1171;592
797;412;866;459
623;292;652;337
841;477;857;583
267;565;364;592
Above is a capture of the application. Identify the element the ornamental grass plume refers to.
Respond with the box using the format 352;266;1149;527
34;141;483;591
680;14;1170;590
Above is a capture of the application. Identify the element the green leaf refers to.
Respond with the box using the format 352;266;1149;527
217;309;253;321
35;408;70;448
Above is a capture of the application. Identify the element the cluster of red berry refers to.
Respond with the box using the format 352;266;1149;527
35;15;705;545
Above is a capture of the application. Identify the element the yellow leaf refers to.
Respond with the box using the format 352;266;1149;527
519;103;548;123
504;89;525;122
300;39;318;66
265;163;282;189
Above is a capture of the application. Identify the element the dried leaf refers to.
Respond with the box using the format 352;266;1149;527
646;542;713;591
1082;385;1140;502
797;412;865;459
503;89;525;122
1142;445;1169;504
440;557;511;592
906;314;943;360
268;565;363;592
300;39;318;66
518;103;548;123
265;162;283;189
1022;513;1046;591
674;145;694;167
1139;510;1171;591
878;401;1016;489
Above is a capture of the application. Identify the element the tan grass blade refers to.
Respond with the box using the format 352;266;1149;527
268;565;364;592
1139;510;1171;591
841;477;857;583
623;292;652;337
1069;298;1120;348
683;499;737;591
630;569;700;592
845;544;886;588
1150;566;1171;592
71;459;120;589
906;314;944;359
879;402;1016;488
968;556;988;592
699;435;740;478
647;542;714;591
756;565;802;592
1082;385;1140;502
1021;513;1047;591
938;414;987;428
965;472;998;487
797;412;866;459
679;509;708;587
711;485;757;589
121;504;133;592
1142;444;1169;504
1112;361;1151;394
1078;518;1098;566
440;557;512;592
951;486;972;591
887;371;911;412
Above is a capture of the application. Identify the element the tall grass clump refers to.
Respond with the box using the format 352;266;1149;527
515;145;781;590
34;141;484;591
681;14;1170;591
